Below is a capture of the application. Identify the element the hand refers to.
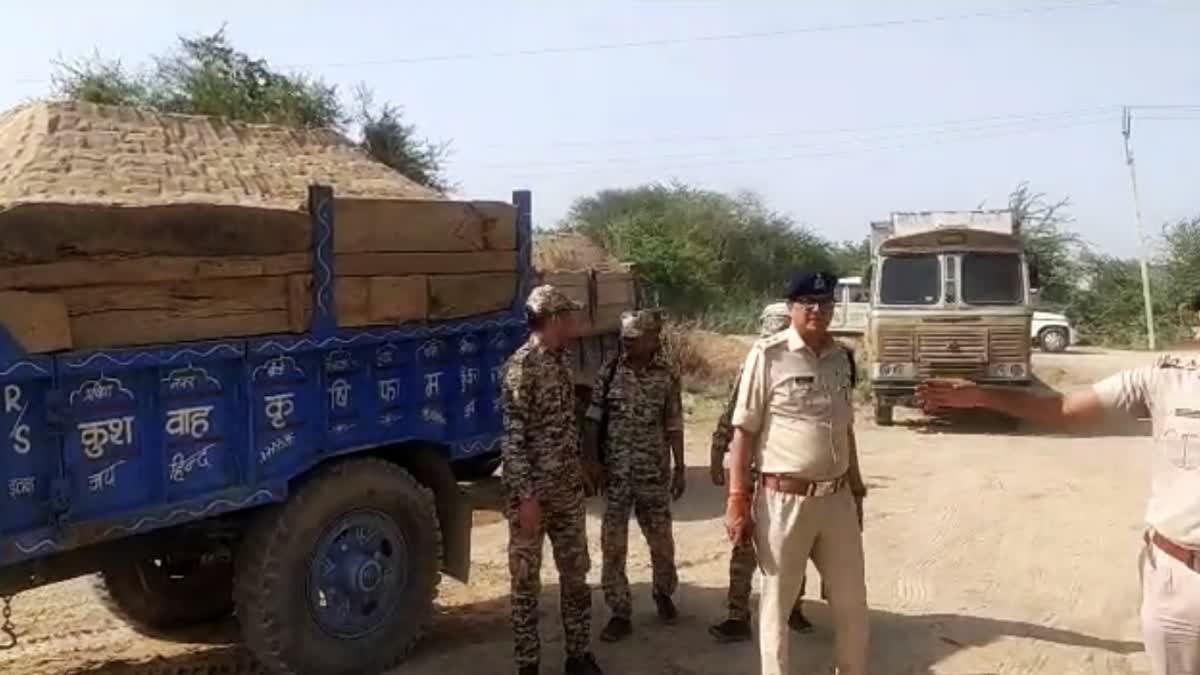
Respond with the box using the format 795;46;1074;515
725;495;752;544
517;497;542;539
710;462;726;487
915;378;984;413
671;466;686;500
584;461;605;497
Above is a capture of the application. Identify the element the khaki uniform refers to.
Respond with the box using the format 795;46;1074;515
501;336;592;668
589;352;684;619
711;364;806;622
733;328;867;675
1094;355;1200;674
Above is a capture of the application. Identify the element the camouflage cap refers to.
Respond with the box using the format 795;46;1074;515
759;302;791;337
525;284;583;317
620;309;664;338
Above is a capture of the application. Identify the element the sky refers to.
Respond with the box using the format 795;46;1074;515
0;1;1196;255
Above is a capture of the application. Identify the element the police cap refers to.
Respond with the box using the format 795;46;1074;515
786;271;838;302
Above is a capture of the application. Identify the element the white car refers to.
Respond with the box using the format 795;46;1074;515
1032;311;1075;353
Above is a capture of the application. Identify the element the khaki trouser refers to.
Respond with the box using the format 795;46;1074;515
754;486;868;675
1141;537;1200;674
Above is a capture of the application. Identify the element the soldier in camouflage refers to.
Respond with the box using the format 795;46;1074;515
708;303;813;643
501;285;603;675
583;309;686;643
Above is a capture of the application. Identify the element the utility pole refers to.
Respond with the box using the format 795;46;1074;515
1122;106;1157;350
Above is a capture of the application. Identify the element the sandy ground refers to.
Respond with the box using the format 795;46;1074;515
0;349;1162;675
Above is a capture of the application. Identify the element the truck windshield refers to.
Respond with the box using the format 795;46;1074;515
961;253;1023;305
879;255;939;305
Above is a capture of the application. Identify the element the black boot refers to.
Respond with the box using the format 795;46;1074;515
564;652;603;675
599;616;632;642
788;607;814;634
708;617;753;643
653;593;678;624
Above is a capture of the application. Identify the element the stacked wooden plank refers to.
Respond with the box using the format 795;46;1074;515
0;101;518;353
536;267;638;337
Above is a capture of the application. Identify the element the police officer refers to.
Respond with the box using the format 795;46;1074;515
709;302;814;642
501;285;603;675
726;272;869;675
583;310;685;643
918;309;1200;675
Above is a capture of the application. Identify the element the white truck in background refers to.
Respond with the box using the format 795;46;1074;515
865;210;1036;425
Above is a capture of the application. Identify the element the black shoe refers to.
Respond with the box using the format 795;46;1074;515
599;616;632;642
788;609;814;634
708;618;753;643
653;593;678;624
564;652;603;675
518;665;539;675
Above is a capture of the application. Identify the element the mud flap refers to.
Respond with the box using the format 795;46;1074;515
441;486;473;583
399;445;474;584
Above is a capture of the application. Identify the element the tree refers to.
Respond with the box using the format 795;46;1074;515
1007;182;1084;307
50;29;450;192
562;182;834;328
830;238;871;278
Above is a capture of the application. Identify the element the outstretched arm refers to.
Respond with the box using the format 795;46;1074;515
917;379;1110;431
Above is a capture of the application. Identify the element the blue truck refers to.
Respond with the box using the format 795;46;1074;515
0;186;533;674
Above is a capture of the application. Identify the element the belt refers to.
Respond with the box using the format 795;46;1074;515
760;472;846;497
1146;530;1200;573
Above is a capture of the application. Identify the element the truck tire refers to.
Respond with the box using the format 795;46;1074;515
1038;327;1069;353
235;458;441;675
94;553;234;635
874;401;894;426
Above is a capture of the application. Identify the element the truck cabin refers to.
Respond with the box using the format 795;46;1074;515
874;228;1030;309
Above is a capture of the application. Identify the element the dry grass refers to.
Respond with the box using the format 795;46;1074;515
661;321;749;394
532;232;619;271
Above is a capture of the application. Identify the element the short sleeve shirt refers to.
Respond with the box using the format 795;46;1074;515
1094;354;1200;546
731;328;855;479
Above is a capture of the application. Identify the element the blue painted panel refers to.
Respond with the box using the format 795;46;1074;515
371;342;412;434
323;348;372;447
158;362;241;501
414;336;453;442
61;371;152;518
0;365;57;537
250;354;321;481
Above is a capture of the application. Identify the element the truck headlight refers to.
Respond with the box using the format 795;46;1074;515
988;363;1026;378
874;363;915;379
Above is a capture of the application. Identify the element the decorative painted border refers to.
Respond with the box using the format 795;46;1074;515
96;487;282;540
0;360;50;378
452;434;502;459
309;185;336;337
252;315;524;355
62;343;242;372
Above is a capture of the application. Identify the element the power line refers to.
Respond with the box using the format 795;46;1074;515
287;0;1134;69
481;116;1110;180
472;105;1123;151
472;109;1119;171
11;0;1146;86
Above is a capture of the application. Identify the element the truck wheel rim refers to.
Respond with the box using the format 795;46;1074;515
307;508;408;639
1044;330;1066;351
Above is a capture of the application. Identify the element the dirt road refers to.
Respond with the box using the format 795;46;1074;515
0;351;1158;675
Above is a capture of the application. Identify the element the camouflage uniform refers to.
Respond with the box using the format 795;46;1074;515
711;304;803;622
502;286;592;669
588;311;684;620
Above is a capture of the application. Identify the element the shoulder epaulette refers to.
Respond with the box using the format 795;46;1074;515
756;329;790;351
1155;353;1200;370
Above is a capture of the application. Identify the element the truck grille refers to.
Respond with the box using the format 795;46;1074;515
988;327;1029;361
917;331;986;378
876;331;914;362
